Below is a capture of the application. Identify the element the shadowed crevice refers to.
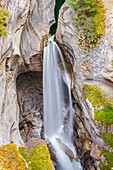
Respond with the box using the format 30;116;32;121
50;0;65;35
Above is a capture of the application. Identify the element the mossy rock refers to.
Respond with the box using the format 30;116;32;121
19;144;53;170
82;84;113;124
100;132;113;149
99;150;113;170
29;144;53;170
0;143;27;170
19;147;30;166
83;84;113;170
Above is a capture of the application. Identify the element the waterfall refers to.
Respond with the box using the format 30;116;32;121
43;36;82;170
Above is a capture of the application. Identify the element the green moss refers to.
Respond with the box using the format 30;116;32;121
19;147;30;166
82;84;113;124
112;60;113;68
82;84;106;109
99;150;113;170
67;0;106;48
95;103;113;124
19;144;52;170
29;144;52;170
0;143;52;170
0;143;27;170
100;133;113;149
0;2;10;37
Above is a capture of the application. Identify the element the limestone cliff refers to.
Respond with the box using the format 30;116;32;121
0;0;113;169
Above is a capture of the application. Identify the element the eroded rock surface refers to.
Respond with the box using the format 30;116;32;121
0;0;113;169
17;71;43;142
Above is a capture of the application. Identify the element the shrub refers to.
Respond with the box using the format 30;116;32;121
67;0;106;48
0;2;9;37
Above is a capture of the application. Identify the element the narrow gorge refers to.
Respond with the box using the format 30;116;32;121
0;0;113;169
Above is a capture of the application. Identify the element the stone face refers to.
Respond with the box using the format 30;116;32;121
64;144;75;159
0;0;113;169
57;0;113;83
90;144;101;160
0;0;54;145
0;59;23;145
102;0;113;82
25;138;45;154
17;71;43;142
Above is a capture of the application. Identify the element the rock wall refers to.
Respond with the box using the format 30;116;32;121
0;0;113;169
0;0;55;145
57;0;113;82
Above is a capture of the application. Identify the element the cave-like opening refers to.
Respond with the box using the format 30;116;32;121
16;71;43;142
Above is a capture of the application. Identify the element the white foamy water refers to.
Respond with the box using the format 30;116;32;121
43;36;82;170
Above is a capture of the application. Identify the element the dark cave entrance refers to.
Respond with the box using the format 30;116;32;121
16;71;43;142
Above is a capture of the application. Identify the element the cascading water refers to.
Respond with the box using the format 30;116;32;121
43;36;83;170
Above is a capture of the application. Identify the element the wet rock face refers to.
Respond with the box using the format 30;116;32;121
73;114;97;170
0;0;113;169
16;71;43;142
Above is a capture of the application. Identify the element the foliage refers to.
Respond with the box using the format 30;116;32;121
29;144;52;170
0;2;9;37
100;132;113;149
19;144;52;170
0;143;27;170
82;84;113;124
83;84;113;170
99;150;113;170
67;0;106;48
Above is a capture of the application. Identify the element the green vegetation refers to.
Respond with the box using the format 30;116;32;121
83;84;113;170
29;144;52;170
0;143;52;170
0;2;9;37
67;0;106;48
95;103;113;124
100;132;113;148
112;60;113;68
19;144;52;170
0;143;27;170
82;84;113;124
19;147;30;166
99;150;113;170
